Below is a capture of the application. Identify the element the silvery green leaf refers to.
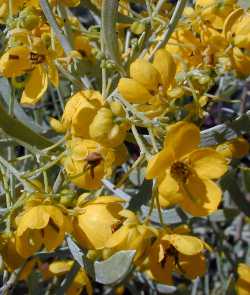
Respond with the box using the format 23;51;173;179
128;167;145;186
221;171;250;217
238;0;250;9
94;250;135;285
0;101;54;150
156;284;177;294
66;236;95;279
101;0;122;66
56;262;80;295
102;179;131;202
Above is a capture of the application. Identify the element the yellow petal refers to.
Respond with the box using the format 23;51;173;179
105;226;128;248
189;148;228;179
180;177;222;217
17;206;50;236
118;78;153;104
130;59;160;91
178;253;206;278
43;224;65;251
158;171;181;203
153;49;176;89
146;150;174;179
16;229;43;258
21;65;48;105
164;121;200;160
163;234;204;255
49;260;73;275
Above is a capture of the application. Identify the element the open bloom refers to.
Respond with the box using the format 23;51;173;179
73;196;124;250
148;227;207;285
146;121;228;216
15;204;72;258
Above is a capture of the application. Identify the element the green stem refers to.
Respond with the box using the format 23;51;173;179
149;0;188;61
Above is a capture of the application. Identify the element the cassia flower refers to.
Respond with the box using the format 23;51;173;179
146;121;228;216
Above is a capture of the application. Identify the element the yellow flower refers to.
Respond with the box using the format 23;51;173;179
118;49;176;105
63;138;115;190
216;137;249;159
89;102;129;147
146;121;228;216
0;233;24;271
52;90;104;137
0;46;32;77
236;263;250;295
195;0;236;30
148;229;207;285
49;260;92;295
73;196;124;250
104;210;155;265
224;8;250;75
15;204;72;258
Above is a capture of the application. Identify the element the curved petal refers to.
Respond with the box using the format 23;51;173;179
153;49;176;89
118;78;153;104
16;229;43;258
43;224;65;251
180;176;222;217
21;65;48;105
189;148;228;179
146;150;174;179
17;206;50;236
130;59;160;91
158;171;181;203
163;234;204;255
164;121;200;160
178;253;206;279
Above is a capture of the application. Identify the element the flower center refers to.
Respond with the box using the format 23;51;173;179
170;161;191;183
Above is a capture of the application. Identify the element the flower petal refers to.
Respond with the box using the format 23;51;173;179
180;176;222;217
189;148;228;179
163;234;204;255
153;49;176;89
164;121;200;160
118;78;153;104
146;150;174;179
21;65;48;105
130;59;160;91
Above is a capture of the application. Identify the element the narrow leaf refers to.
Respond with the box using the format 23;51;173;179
101;0;122;66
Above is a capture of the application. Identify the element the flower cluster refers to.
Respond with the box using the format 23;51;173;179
0;0;249;294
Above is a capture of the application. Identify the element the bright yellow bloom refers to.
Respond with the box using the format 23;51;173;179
104;210;155;265
49;260;92;295
15;204;72;258
146;121;228;216
236;263;250;295
89;102;129;147
224;8;250;75
0;46;32;77
0;233;24;271
195;0;236;30
216;137;249;159
118;49;176;105
63;138;115;190
52;90;104;137
73;196;124;250
148;229;207;285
